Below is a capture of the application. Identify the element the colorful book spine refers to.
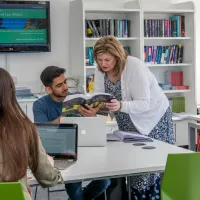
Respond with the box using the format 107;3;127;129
144;45;184;64
144;15;185;37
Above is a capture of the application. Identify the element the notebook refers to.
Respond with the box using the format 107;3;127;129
108;130;153;143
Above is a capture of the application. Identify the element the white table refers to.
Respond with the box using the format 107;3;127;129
28;140;192;199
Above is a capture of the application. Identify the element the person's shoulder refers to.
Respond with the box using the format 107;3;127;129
126;56;144;66
33;95;50;107
125;56;146;73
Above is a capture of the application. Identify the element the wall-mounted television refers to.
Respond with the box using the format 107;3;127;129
0;1;50;53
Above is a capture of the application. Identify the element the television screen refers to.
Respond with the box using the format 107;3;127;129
0;1;50;52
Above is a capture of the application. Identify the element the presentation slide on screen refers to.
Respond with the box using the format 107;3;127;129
0;9;47;44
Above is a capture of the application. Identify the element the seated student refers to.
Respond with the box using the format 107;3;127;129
33;66;110;200
0;68;62;200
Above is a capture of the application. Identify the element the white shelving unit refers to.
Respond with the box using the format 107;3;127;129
69;0;196;146
147;63;191;67
142;0;196;146
69;0;142;90
142;0;196;114
163;90;191;94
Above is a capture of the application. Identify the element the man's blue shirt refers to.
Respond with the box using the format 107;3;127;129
33;95;62;122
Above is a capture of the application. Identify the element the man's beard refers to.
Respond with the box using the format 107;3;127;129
52;90;68;98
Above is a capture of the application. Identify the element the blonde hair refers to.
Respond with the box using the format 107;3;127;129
93;35;128;76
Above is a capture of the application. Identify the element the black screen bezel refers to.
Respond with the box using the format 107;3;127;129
34;123;78;160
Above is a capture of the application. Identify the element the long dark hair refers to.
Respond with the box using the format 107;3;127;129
0;68;39;182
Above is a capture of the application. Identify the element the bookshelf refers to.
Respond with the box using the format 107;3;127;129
69;0;142;93
69;0;196;146
142;1;195;114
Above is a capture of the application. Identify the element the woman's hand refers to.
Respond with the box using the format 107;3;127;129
106;99;121;111
78;104;102;117
27;186;32;197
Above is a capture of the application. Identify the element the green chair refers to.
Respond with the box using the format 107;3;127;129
0;182;25;200
161;153;200;200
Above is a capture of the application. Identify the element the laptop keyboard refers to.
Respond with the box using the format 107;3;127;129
54;160;75;170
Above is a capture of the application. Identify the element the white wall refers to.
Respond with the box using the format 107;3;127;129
1;0;124;93
2;0;200;102
1;0;70;93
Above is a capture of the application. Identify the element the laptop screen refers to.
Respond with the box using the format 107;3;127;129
35;123;78;160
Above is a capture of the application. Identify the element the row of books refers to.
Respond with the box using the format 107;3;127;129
169;96;185;113
159;83;189;91
85;19;130;38
144;45;183;64
86;46;130;66
159;70;189;91
144;15;185;37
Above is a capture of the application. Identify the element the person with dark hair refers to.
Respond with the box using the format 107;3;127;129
0;68;62;200
33;66;110;200
33;66;68;123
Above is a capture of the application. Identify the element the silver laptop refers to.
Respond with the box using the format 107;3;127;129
35;123;78;170
61;117;107;147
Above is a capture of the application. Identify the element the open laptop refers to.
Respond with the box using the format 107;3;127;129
60;117;107;147
35;123;78;170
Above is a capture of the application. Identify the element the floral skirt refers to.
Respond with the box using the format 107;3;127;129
131;107;174;200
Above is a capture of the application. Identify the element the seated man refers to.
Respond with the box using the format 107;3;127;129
33;66;110;200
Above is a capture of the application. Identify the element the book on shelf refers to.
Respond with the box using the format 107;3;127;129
62;93;114;117
86;46;130;66
158;70;189;92
86;73;95;93
169;96;185;113
107;130;153;143
165;71;183;86
85;19;130;38
144;15;185;38
171;86;189;90
144;44;183;64
159;84;189;91
86;47;94;66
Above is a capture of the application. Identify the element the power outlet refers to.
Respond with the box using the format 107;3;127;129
12;75;18;84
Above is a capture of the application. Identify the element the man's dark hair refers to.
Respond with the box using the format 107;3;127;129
40;66;66;87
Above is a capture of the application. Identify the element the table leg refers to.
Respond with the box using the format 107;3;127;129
188;126;196;151
127;176;131;200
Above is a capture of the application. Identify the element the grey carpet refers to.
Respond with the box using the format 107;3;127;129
31;184;68;200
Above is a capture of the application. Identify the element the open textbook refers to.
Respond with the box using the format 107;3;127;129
107;130;153;143
62;93;114;117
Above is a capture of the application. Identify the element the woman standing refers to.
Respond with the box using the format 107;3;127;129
92;36;174;200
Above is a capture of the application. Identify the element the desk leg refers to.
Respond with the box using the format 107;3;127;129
188;127;196;151
160;172;164;182
127;176;131;200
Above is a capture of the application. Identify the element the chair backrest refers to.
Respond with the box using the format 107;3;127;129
161;153;200;200
0;182;25;200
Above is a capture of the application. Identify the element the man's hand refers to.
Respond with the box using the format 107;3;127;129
78;104;102;117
